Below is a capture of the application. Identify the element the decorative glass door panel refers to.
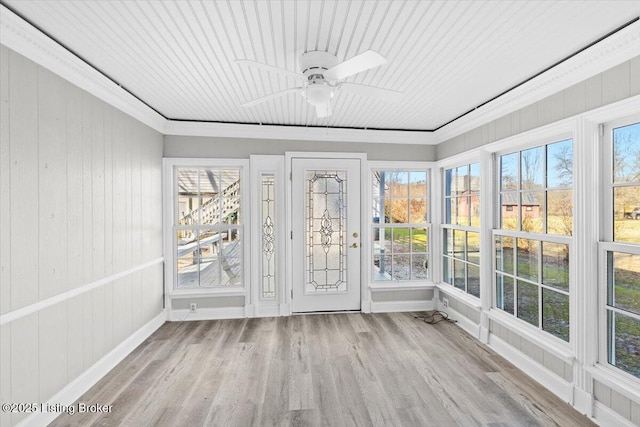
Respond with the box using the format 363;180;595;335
292;158;361;312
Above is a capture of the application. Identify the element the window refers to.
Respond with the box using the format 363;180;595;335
261;174;276;299
495;139;573;342
602;120;640;379
371;170;429;281
442;163;480;297
174;166;243;288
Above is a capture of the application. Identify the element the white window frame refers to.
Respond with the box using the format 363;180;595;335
163;158;250;307
366;161;436;291
441;160;482;299
597;113;640;385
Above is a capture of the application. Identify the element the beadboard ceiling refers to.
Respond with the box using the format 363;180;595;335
4;0;639;131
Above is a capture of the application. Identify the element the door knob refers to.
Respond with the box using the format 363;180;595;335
350;242;359;248
353;232;359;238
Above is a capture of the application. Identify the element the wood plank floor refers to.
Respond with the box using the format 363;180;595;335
50;312;595;426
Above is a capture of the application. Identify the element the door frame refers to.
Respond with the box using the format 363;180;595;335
284;152;369;314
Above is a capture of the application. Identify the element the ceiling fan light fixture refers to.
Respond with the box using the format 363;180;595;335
303;84;333;106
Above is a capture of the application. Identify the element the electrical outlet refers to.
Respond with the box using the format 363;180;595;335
189;303;197;313
442;297;449;309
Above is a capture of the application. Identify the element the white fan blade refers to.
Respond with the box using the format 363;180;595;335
315;102;332;118
235;59;306;81
241;87;303;107
324;50;387;81
339;82;403;102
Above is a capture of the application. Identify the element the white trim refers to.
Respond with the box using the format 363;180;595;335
592;401;637;427
16;311;166;427
164;120;435;145
488;334;574;403
437;300;482;340
255;305;281;318
0;4;166;133
169;307;246;321
369;283;435;291
370;300;434;313
169;289;246;299
436;283;483;309
0;257;163;326
573;387;593;417
487;309;575;363
586;364;640;405
433;19;640;144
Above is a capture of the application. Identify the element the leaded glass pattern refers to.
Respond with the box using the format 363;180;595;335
261;175;276;299
306;170;347;293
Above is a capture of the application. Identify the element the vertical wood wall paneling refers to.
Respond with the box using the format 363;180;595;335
92;96;105;280
9;50;39;311
0;323;10;427
39;301;68;403
66;82;84;291
0;46;11;316
10;313;38;425
81;90;93;285
38;66;68;301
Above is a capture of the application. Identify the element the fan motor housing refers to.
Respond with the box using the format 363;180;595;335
300;51;339;80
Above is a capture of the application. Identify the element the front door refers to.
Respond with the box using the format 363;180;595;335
291;158;361;312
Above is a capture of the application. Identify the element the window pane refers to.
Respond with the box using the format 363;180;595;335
546;139;573;189
613;122;640;184
468;264;480;298
496;235;515;274
454;229;466;260
221;231;241;285
411;228;428;252
521;146;544;190
408;198;427;223
542;289;569;342
373;255;392;280
521;191;544;233
470;163;481;192
547;189;573;236
496;274;514;314
392;254;411;280
500;192;518;230
390;172;409;197
542;242;569;292
517;238;538;281
501;153;518;191
613;186;640;244
262;175;276;299
457;196;470;226
444;229;453;256
388;198;409;223
608;252;640;316
411;254;429;280
409;171;427;197
517;281;539;327
467;231;480;265
443;256;453;285
608;311;640;379
445;168;453;197
454;260;465;290
372;198;389;225
178;196;200;226
444;197;453;224
392;228;410;253
470;193;480;227
456;165;469;195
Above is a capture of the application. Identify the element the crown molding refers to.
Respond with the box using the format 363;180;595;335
0;4;166;133
433;18;640;144
163;120;436;145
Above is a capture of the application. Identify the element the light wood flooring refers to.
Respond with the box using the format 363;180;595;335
51;312;595;426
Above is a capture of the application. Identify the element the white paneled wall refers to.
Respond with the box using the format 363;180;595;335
0;45;164;427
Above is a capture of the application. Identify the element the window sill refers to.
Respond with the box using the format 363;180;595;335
369;282;435;291
436;283;482;309
170;288;246;299
486;308;574;364
586;364;640;404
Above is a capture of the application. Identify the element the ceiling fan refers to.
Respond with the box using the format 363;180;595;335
236;50;403;118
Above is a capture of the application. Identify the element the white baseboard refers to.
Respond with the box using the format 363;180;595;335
437;302;481;340
573;386;593;416
488;334;573;403
169;307;245;321
370;300;434;313
17;311;166;427
255;305;280;318
592;401;636;427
